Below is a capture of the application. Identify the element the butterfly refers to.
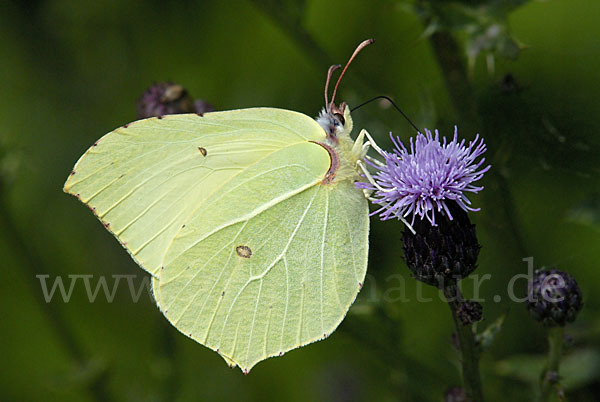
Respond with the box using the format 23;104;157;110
64;39;380;373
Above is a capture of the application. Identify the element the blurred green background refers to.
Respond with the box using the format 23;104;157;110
1;0;599;401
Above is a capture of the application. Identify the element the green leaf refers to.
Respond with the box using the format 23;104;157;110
566;195;600;230
560;349;600;390
495;349;600;390
476;313;505;350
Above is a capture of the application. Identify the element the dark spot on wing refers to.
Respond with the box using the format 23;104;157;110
157;115;163;120
236;245;252;258
123;123;129;128
198;147;207;157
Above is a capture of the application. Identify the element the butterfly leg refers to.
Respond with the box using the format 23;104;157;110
352;129;386;170
356;159;395;193
357;129;387;158
354;131;395;194
354;130;416;234
365;155;385;167
351;129;367;158
364;196;415;234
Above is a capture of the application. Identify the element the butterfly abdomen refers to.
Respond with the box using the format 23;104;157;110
309;141;339;184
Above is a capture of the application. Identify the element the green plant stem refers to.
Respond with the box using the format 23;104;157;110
429;31;479;126
444;284;484;402
428;30;528;258
539;327;564;402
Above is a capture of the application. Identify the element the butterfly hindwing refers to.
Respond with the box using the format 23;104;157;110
157;180;368;372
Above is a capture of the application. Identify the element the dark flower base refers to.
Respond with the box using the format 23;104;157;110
402;202;480;288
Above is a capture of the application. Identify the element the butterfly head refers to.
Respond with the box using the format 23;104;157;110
316;102;353;144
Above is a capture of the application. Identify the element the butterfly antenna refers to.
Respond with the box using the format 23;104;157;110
324;64;341;112
329;38;374;110
351;95;422;133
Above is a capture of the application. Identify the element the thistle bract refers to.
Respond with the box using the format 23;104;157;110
402;202;480;287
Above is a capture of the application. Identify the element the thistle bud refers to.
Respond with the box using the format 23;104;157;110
456;300;483;326
137;82;198;118
526;269;583;327
402;202;481;288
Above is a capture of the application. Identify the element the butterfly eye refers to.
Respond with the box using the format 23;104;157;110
333;112;345;126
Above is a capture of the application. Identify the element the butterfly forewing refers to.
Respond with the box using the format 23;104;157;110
64;108;327;276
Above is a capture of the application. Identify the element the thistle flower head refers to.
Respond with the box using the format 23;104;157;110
527;269;583;327
358;127;490;226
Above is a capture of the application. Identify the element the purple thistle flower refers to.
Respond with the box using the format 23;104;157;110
357;127;490;226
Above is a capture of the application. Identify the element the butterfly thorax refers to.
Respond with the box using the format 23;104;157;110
314;104;363;185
